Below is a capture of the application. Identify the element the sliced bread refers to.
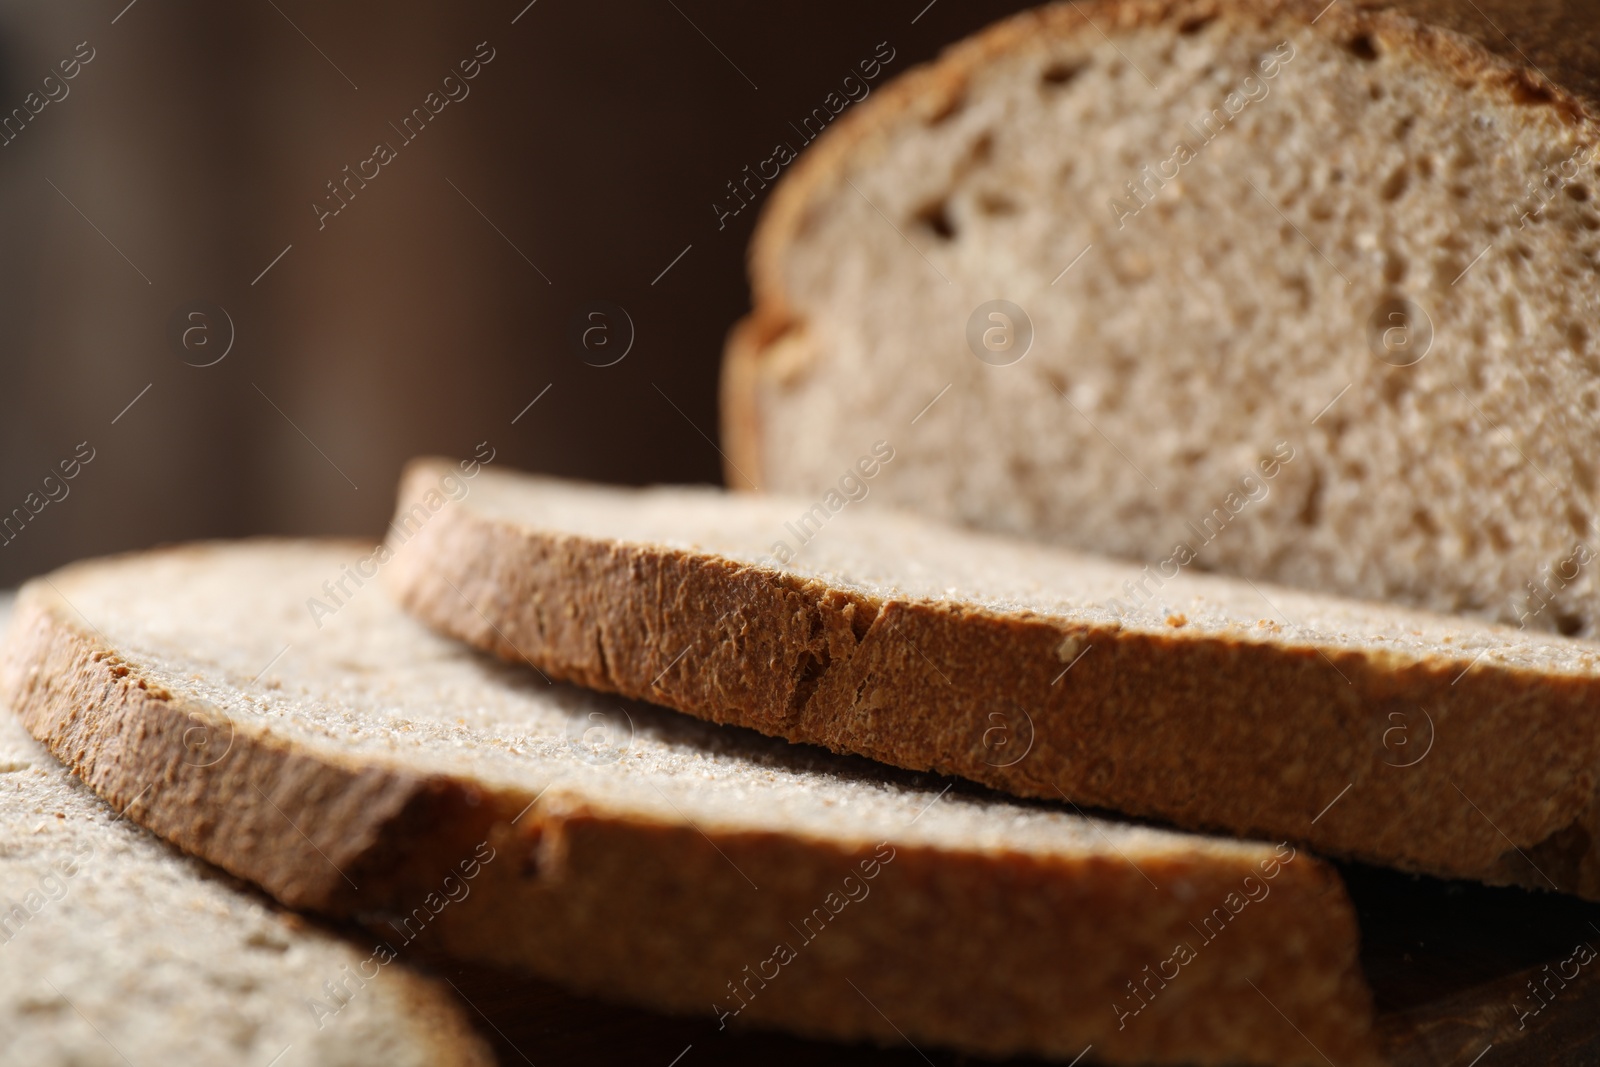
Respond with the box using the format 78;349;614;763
0;541;1375;1066
0;598;493;1067
723;0;1600;636
384;460;1600;900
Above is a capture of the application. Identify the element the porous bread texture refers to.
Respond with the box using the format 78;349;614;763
0;543;1375;1066
725;0;1600;637
0;601;492;1067
385;461;1600;902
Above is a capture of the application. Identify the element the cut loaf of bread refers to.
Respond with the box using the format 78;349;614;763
0;542;1375;1066
0;595;492;1067
386;460;1600;900
723;0;1600;637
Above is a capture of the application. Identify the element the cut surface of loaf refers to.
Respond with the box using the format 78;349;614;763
0;597;493;1067
386;461;1600;901
724;0;1600;637
0;542;1374;1066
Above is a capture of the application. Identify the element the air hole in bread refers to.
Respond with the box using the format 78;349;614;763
914;198;958;239
1376;369;1414;406
977;190;1020;216
1568;504;1591;536
1511;76;1556;105
1381;165;1409;201
927;91;966;126
1040;59;1088;87
1380;370;1412;407
1297;466;1324;525
1411;507;1440;536
1383;251;1408;283
1568;183;1591;202
1557;613;1585;637
1007;454;1039;482
1346;34;1379;62
968;131;995;165
1178;14;1215;35
1284;273;1311;310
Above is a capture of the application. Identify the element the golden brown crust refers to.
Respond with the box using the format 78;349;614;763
388;461;1600;901
718;315;771;491
0;591;496;1067
0;542;1381;1066
0;587;452;913
442;807;1376;1065
728;0;1600;489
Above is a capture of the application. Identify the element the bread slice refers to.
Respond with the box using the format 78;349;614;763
0;542;1375;1066
384;460;1600;901
723;0;1600;638
0;598;492;1067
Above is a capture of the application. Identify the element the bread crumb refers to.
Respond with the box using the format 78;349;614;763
1166;614;1188;628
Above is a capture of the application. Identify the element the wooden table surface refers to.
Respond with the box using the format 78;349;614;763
416;861;1600;1066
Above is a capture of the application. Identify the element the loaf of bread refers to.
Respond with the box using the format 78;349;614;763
723;0;1600;637
385;461;1600;900
0;599;493;1067
0;542;1375;1066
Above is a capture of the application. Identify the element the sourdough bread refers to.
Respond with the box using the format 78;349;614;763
0;595;493;1067
724;0;1600;636
0;542;1374;1066
385;460;1600;900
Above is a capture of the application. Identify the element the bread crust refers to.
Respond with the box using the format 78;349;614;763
0;576;486;915
719;315;771;491
388;461;1600;902
722;0;1600;488
0;541;1378;1066
0;593;495;1067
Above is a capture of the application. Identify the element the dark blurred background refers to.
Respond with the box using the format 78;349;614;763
0;0;1042;588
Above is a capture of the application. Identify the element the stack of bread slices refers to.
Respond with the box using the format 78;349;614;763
7;1;1600;1063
